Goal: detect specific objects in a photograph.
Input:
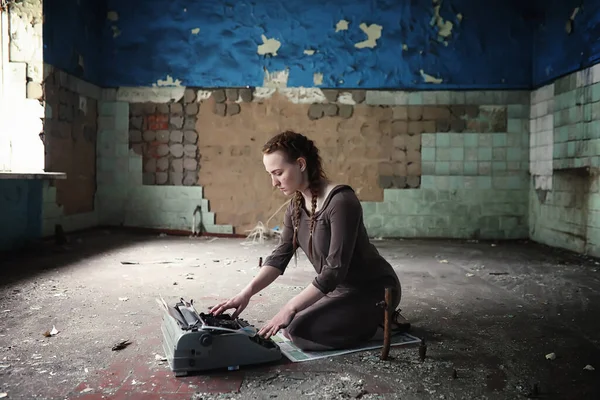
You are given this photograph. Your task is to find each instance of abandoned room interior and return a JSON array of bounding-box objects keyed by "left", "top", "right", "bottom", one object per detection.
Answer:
[{"left": 1, "top": 0, "right": 600, "bottom": 398}]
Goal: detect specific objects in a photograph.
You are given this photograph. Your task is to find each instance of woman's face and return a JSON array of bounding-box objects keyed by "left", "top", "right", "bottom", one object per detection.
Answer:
[{"left": 263, "top": 150, "right": 306, "bottom": 196}]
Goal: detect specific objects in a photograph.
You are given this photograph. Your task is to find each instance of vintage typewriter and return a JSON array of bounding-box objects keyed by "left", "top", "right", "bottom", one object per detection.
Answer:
[{"left": 159, "top": 297, "right": 282, "bottom": 376}]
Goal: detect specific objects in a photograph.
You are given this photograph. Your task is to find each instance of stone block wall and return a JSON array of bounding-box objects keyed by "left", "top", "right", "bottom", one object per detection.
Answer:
[
  {"left": 529, "top": 63, "right": 600, "bottom": 257},
  {"left": 128, "top": 88, "right": 201, "bottom": 186}
]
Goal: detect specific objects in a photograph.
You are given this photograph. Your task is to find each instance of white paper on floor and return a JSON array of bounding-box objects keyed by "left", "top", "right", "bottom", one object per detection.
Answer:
[{"left": 271, "top": 331, "right": 422, "bottom": 362}]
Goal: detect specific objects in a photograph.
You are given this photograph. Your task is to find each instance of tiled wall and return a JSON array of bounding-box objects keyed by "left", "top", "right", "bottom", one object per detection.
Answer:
[
  {"left": 529, "top": 63, "right": 600, "bottom": 257},
  {"left": 360, "top": 91, "right": 530, "bottom": 239},
  {"left": 95, "top": 98, "right": 233, "bottom": 234},
  {"left": 96, "top": 85, "right": 530, "bottom": 239}
]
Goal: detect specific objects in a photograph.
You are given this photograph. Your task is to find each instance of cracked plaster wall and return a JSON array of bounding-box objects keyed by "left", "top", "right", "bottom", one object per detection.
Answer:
[{"left": 99, "top": 0, "right": 532, "bottom": 89}]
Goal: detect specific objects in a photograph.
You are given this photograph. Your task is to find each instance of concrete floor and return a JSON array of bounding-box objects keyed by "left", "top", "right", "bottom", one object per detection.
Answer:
[{"left": 0, "top": 229, "right": 599, "bottom": 400}]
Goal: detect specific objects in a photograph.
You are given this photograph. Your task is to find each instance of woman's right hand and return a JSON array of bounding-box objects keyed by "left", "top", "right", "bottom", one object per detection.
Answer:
[{"left": 210, "top": 290, "right": 251, "bottom": 318}]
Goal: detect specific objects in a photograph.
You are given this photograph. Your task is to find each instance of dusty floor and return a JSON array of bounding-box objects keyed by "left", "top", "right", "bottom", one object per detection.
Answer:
[{"left": 0, "top": 229, "right": 599, "bottom": 400}]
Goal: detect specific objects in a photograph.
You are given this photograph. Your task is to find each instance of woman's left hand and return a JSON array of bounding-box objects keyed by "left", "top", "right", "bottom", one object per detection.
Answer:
[{"left": 258, "top": 306, "right": 295, "bottom": 339}]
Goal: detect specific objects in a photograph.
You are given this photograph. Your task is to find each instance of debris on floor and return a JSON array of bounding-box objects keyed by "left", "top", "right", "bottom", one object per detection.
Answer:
[
  {"left": 42, "top": 326, "right": 59, "bottom": 337},
  {"left": 111, "top": 340, "right": 132, "bottom": 351}
]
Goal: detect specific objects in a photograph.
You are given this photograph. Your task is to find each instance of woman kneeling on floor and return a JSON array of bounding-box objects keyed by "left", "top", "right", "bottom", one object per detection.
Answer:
[{"left": 211, "top": 130, "right": 408, "bottom": 351}]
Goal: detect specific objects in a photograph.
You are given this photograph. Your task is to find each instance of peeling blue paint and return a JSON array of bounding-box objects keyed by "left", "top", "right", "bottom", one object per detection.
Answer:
[
  {"left": 99, "top": 0, "right": 533, "bottom": 89},
  {"left": 532, "top": 0, "right": 600, "bottom": 88},
  {"left": 43, "top": 0, "right": 107, "bottom": 86},
  {"left": 0, "top": 180, "right": 43, "bottom": 252},
  {"left": 43, "top": 0, "right": 600, "bottom": 90}
]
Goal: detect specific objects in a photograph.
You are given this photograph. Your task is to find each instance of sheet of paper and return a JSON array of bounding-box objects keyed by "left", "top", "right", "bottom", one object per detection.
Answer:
[{"left": 271, "top": 331, "right": 421, "bottom": 362}]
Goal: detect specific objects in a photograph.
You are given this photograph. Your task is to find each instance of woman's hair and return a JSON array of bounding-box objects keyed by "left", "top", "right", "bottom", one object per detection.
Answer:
[{"left": 262, "top": 131, "right": 327, "bottom": 261}]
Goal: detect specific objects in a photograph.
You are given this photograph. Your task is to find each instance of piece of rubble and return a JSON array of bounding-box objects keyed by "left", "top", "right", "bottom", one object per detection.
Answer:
[
  {"left": 43, "top": 326, "right": 59, "bottom": 337},
  {"left": 545, "top": 352, "right": 556, "bottom": 360},
  {"left": 584, "top": 364, "right": 595, "bottom": 370},
  {"left": 112, "top": 340, "right": 132, "bottom": 351}
]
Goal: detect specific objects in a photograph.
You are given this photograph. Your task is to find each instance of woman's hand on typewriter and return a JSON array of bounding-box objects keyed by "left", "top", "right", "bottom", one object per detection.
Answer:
[{"left": 209, "top": 289, "right": 251, "bottom": 318}]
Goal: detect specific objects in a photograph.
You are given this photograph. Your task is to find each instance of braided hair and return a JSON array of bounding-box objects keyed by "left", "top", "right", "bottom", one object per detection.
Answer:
[{"left": 262, "top": 131, "right": 327, "bottom": 262}]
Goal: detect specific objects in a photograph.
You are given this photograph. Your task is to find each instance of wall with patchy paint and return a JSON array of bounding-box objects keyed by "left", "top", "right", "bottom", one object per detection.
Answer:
[
  {"left": 100, "top": 0, "right": 533, "bottom": 89},
  {"left": 529, "top": 63, "right": 600, "bottom": 257},
  {"left": 532, "top": 0, "right": 600, "bottom": 88},
  {"left": 43, "top": 0, "right": 107, "bottom": 85},
  {"left": 108, "top": 85, "right": 529, "bottom": 238}
]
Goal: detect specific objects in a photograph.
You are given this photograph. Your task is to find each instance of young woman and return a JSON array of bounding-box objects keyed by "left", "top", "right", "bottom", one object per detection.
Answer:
[{"left": 210, "top": 131, "right": 404, "bottom": 351}]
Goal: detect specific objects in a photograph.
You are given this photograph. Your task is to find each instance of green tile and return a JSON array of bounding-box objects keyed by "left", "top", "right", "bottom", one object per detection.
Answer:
[
  {"left": 421, "top": 175, "right": 435, "bottom": 188},
  {"left": 507, "top": 105, "right": 528, "bottom": 118},
  {"left": 437, "top": 148, "right": 451, "bottom": 161},
  {"left": 592, "top": 83, "right": 600, "bottom": 103},
  {"left": 450, "top": 148, "right": 464, "bottom": 161},
  {"left": 493, "top": 133, "right": 507, "bottom": 147},
  {"left": 492, "top": 161, "right": 507, "bottom": 172},
  {"left": 421, "top": 189, "right": 437, "bottom": 202},
  {"left": 99, "top": 102, "right": 118, "bottom": 116},
  {"left": 478, "top": 147, "right": 492, "bottom": 161},
  {"left": 584, "top": 103, "right": 593, "bottom": 122},
  {"left": 450, "top": 134, "right": 464, "bottom": 147},
  {"left": 570, "top": 107, "right": 583, "bottom": 124},
  {"left": 479, "top": 134, "right": 493, "bottom": 147},
  {"left": 592, "top": 102, "right": 600, "bottom": 121},
  {"left": 562, "top": 90, "right": 577, "bottom": 108},
  {"left": 435, "top": 162, "right": 450, "bottom": 175},
  {"left": 422, "top": 162, "right": 435, "bottom": 174},
  {"left": 436, "top": 133, "right": 451, "bottom": 147},
  {"left": 408, "top": 92, "right": 423, "bottom": 105},
  {"left": 553, "top": 111, "right": 563, "bottom": 127},
  {"left": 507, "top": 119, "right": 522, "bottom": 134},
  {"left": 507, "top": 133, "right": 520, "bottom": 147},
  {"left": 476, "top": 176, "right": 492, "bottom": 189},
  {"left": 464, "top": 161, "right": 478, "bottom": 175},
  {"left": 567, "top": 141, "right": 576, "bottom": 157},
  {"left": 422, "top": 147, "right": 435, "bottom": 161},
  {"left": 421, "top": 133, "right": 436, "bottom": 147},
  {"left": 116, "top": 144, "right": 130, "bottom": 157},
  {"left": 434, "top": 176, "right": 450, "bottom": 190},
  {"left": 464, "top": 133, "right": 478, "bottom": 147},
  {"left": 478, "top": 162, "right": 491, "bottom": 175},
  {"left": 556, "top": 126, "right": 569, "bottom": 143},
  {"left": 465, "top": 148, "right": 478, "bottom": 161},
  {"left": 506, "top": 147, "right": 522, "bottom": 161},
  {"left": 492, "top": 148, "right": 507, "bottom": 161},
  {"left": 449, "top": 176, "right": 464, "bottom": 189},
  {"left": 591, "top": 120, "right": 600, "bottom": 139},
  {"left": 449, "top": 162, "right": 464, "bottom": 174},
  {"left": 507, "top": 176, "right": 524, "bottom": 189}
]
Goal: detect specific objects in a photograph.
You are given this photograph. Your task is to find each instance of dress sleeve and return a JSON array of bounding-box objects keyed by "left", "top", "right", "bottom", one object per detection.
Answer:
[
  {"left": 262, "top": 201, "right": 295, "bottom": 274},
  {"left": 312, "top": 192, "right": 361, "bottom": 294}
]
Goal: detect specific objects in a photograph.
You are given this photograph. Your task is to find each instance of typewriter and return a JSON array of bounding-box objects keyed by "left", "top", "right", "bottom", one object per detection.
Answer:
[{"left": 159, "top": 297, "right": 282, "bottom": 376}]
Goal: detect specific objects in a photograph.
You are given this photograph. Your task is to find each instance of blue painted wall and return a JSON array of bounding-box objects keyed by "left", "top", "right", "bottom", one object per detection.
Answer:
[
  {"left": 100, "top": 0, "right": 533, "bottom": 89},
  {"left": 43, "top": 0, "right": 107, "bottom": 86},
  {"left": 0, "top": 180, "right": 43, "bottom": 252},
  {"left": 532, "top": 0, "right": 600, "bottom": 88}
]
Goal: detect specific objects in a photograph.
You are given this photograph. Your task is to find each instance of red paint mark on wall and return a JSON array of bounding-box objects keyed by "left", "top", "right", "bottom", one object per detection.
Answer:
[{"left": 147, "top": 114, "right": 169, "bottom": 130}]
